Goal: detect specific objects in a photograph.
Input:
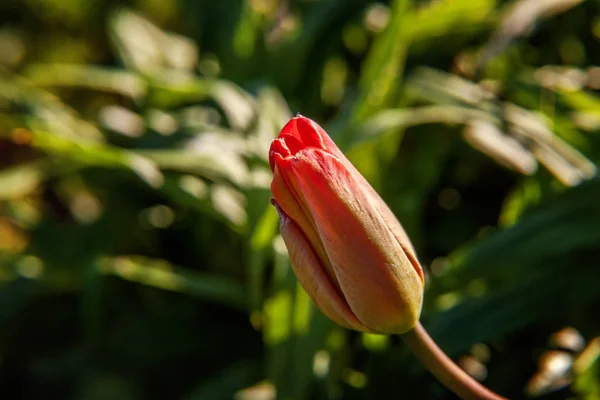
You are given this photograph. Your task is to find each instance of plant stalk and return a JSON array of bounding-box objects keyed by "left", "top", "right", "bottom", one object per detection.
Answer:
[{"left": 401, "top": 322, "right": 508, "bottom": 400}]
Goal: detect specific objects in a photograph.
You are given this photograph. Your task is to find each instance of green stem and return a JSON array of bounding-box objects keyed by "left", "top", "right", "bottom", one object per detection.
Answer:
[{"left": 401, "top": 322, "right": 508, "bottom": 400}]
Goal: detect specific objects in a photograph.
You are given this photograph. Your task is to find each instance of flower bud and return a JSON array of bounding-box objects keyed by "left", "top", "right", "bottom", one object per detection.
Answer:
[{"left": 269, "top": 116, "right": 424, "bottom": 334}]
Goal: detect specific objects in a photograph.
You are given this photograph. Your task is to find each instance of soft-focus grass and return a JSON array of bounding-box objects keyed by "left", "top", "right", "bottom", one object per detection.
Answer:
[{"left": 1, "top": 0, "right": 599, "bottom": 399}]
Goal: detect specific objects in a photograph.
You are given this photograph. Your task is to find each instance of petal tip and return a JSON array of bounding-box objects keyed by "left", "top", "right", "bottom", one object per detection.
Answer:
[
  {"left": 275, "top": 116, "right": 327, "bottom": 154},
  {"left": 269, "top": 138, "right": 291, "bottom": 171}
]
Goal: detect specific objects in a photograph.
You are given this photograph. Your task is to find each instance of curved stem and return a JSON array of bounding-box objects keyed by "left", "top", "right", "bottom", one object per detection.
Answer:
[{"left": 401, "top": 322, "right": 508, "bottom": 400}]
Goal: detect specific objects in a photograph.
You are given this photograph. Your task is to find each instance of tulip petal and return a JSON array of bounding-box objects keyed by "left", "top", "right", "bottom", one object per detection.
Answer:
[
  {"left": 276, "top": 116, "right": 423, "bottom": 282},
  {"left": 271, "top": 162, "right": 343, "bottom": 294},
  {"left": 346, "top": 166, "right": 424, "bottom": 284},
  {"left": 278, "top": 116, "right": 342, "bottom": 157},
  {"left": 293, "top": 116, "right": 327, "bottom": 149},
  {"left": 269, "top": 138, "right": 291, "bottom": 171},
  {"left": 274, "top": 200, "right": 370, "bottom": 332},
  {"left": 279, "top": 133, "right": 304, "bottom": 155},
  {"left": 284, "top": 149, "right": 423, "bottom": 333}
]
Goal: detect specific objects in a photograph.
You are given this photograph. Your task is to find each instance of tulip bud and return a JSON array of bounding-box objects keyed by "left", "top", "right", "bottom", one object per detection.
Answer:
[{"left": 269, "top": 116, "right": 424, "bottom": 334}]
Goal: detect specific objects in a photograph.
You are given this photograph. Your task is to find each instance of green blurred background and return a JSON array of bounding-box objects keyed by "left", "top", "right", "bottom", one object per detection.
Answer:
[{"left": 1, "top": 0, "right": 600, "bottom": 399}]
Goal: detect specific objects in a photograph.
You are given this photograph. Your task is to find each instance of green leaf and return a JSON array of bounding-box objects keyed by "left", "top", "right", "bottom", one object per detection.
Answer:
[
  {"left": 426, "top": 178, "right": 600, "bottom": 352},
  {"left": 98, "top": 256, "right": 247, "bottom": 311}
]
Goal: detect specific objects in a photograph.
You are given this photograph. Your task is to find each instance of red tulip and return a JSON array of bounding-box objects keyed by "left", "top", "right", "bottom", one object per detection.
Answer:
[{"left": 269, "top": 116, "right": 424, "bottom": 334}]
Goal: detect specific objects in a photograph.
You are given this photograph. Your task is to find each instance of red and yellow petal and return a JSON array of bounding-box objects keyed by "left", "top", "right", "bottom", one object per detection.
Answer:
[
  {"left": 284, "top": 149, "right": 423, "bottom": 333},
  {"left": 271, "top": 161, "right": 343, "bottom": 294},
  {"left": 274, "top": 201, "right": 369, "bottom": 332}
]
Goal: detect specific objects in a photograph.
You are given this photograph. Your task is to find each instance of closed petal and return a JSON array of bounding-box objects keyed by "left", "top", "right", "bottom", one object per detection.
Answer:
[
  {"left": 274, "top": 201, "right": 369, "bottom": 332},
  {"left": 345, "top": 162, "right": 424, "bottom": 285},
  {"left": 276, "top": 117, "right": 423, "bottom": 285},
  {"left": 271, "top": 160, "right": 342, "bottom": 293},
  {"left": 286, "top": 149, "right": 423, "bottom": 333}
]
